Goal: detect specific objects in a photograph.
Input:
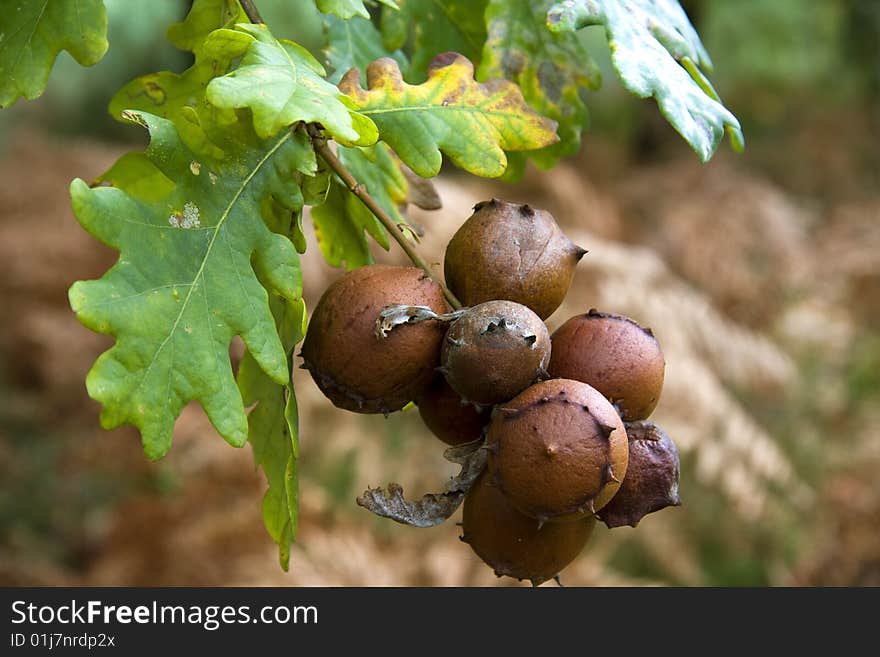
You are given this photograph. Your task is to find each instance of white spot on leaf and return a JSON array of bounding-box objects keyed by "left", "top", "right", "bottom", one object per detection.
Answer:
[
  {"left": 190, "top": 161, "right": 201, "bottom": 175},
  {"left": 169, "top": 202, "right": 201, "bottom": 229}
]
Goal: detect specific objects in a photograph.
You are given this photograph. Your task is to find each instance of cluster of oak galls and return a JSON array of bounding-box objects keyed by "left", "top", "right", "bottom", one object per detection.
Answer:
[{"left": 301, "top": 199, "right": 681, "bottom": 585}]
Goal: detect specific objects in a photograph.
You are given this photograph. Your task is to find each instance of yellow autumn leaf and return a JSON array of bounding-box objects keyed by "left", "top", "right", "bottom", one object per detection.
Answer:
[{"left": 339, "top": 53, "right": 559, "bottom": 178}]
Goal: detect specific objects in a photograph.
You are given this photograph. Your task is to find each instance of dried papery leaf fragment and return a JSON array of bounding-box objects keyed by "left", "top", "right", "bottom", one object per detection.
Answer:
[
  {"left": 444, "top": 199, "right": 586, "bottom": 319},
  {"left": 598, "top": 421, "right": 682, "bottom": 528},
  {"left": 356, "top": 439, "right": 488, "bottom": 527}
]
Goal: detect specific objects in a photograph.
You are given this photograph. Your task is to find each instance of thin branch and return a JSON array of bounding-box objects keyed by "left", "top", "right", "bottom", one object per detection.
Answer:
[
  {"left": 239, "top": 0, "right": 264, "bottom": 24},
  {"left": 307, "top": 125, "right": 462, "bottom": 310}
]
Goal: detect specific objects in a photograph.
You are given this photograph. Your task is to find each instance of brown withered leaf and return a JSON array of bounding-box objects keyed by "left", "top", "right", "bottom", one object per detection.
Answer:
[
  {"left": 401, "top": 164, "right": 443, "bottom": 210},
  {"left": 356, "top": 438, "right": 488, "bottom": 527}
]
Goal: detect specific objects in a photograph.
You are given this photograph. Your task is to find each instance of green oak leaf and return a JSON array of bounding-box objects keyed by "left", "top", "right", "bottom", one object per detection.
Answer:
[
  {"left": 314, "top": 5, "right": 434, "bottom": 270},
  {"left": 338, "top": 53, "right": 559, "bottom": 178},
  {"left": 380, "top": 0, "right": 486, "bottom": 82},
  {"left": 109, "top": 3, "right": 249, "bottom": 160},
  {"left": 206, "top": 23, "right": 378, "bottom": 146},
  {"left": 311, "top": 141, "right": 414, "bottom": 269},
  {"left": 69, "top": 111, "right": 309, "bottom": 460},
  {"left": 317, "top": 0, "right": 398, "bottom": 21},
  {"left": 320, "top": 12, "right": 441, "bottom": 264},
  {"left": 0, "top": 0, "right": 108, "bottom": 107},
  {"left": 323, "top": 14, "right": 406, "bottom": 84},
  {"left": 238, "top": 294, "right": 306, "bottom": 571},
  {"left": 546, "top": 0, "right": 744, "bottom": 160},
  {"left": 478, "top": 0, "right": 601, "bottom": 172},
  {"left": 276, "top": 155, "right": 331, "bottom": 255},
  {"left": 300, "top": 157, "right": 332, "bottom": 207}
]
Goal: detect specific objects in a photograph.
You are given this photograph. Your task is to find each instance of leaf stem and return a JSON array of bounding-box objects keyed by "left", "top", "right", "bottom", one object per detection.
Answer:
[
  {"left": 240, "top": 0, "right": 264, "bottom": 24},
  {"left": 307, "top": 125, "right": 462, "bottom": 310}
]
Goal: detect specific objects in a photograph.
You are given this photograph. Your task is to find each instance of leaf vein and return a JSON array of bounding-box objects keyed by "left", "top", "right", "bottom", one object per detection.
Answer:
[
  {"left": 10, "top": 0, "right": 49, "bottom": 80},
  {"left": 82, "top": 283, "right": 195, "bottom": 310}
]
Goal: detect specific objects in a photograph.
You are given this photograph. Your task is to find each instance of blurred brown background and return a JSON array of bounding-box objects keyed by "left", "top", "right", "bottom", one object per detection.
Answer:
[{"left": 0, "top": 0, "right": 878, "bottom": 586}]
